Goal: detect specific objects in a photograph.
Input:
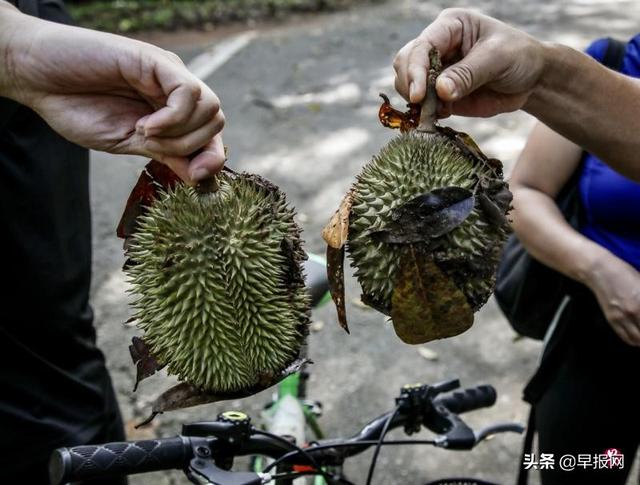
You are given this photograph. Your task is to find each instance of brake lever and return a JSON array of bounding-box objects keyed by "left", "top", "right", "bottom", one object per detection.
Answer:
[
  {"left": 187, "top": 439, "right": 269, "bottom": 485},
  {"left": 431, "top": 401, "right": 476, "bottom": 450},
  {"left": 474, "top": 422, "right": 525, "bottom": 444}
]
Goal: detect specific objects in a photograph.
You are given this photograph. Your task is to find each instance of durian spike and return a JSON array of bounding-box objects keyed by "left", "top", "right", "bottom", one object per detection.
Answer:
[{"left": 418, "top": 48, "right": 442, "bottom": 133}]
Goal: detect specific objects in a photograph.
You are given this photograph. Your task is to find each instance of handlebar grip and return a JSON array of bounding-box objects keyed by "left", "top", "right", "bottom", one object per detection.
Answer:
[
  {"left": 49, "top": 436, "right": 191, "bottom": 485},
  {"left": 435, "top": 385, "right": 497, "bottom": 414}
]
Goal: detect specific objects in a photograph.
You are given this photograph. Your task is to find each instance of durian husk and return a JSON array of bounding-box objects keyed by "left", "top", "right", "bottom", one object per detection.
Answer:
[
  {"left": 125, "top": 171, "right": 310, "bottom": 394},
  {"left": 348, "top": 130, "right": 508, "bottom": 316}
]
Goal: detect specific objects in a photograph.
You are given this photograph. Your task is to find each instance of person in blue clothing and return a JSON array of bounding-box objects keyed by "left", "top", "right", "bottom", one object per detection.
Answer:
[{"left": 509, "top": 36, "right": 640, "bottom": 484}]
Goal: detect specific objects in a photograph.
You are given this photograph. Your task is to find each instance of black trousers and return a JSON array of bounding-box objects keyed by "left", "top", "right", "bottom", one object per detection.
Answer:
[{"left": 534, "top": 291, "right": 640, "bottom": 485}]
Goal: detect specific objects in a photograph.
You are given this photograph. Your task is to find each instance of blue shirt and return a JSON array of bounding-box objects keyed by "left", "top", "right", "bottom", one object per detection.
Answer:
[{"left": 578, "top": 36, "right": 640, "bottom": 270}]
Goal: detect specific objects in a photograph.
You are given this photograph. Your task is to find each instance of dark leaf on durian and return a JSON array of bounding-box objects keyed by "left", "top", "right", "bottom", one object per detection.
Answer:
[
  {"left": 137, "top": 358, "right": 310, "bottom": 426},
  {"left": 477, "top": 192, "right": 509, "bottom": 227},
  {"left": 371, "top": 187, "right": 475, "bottom": 244},
  {"left": 391, "top": 247, "right": 473, "bottom": 344},
  {"left": 322, "top": 189, "right": 354, "bottom": 249},
  {"left": 326, "top": 245, "right": 349, "bottom": 333},
  {"left": 129, "top": 336, "right": 164, "bottom": 392},
  {"left": 437, "top": 126, "right": 504, "bottom": 176},
  {"left": 116, "top": 160, "right": 182, "bottom": 239}
]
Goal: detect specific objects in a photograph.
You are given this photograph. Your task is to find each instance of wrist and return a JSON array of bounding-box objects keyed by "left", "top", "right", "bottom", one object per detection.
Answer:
[
  {"left": 573, "top": 243, "right": 618, "bottom": 290},
  {"left": 0, "top": 5, "right": 30, "bottom": 101},
  {"left": 523, "top": 42, "right": 571, "bottom": 115}
]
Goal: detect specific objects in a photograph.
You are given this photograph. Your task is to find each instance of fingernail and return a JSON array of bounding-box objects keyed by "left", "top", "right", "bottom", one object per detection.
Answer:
[
  {"left": 439, "top": 76, "right": 458, "bottom": 100},
  {"left": 190, "top": 166, "right": 211, "bottom": 182}
]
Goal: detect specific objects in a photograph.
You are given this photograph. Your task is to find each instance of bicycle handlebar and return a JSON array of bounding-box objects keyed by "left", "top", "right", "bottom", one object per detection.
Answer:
[
  {"left": 50, "top": 383, "right": 519, "bottom": 485},
  {"left": 434, "top": 385, "right": 496, "bottom": 414},
  {"left": 49, "top": 436, "right": 193, "bottom": 485}
]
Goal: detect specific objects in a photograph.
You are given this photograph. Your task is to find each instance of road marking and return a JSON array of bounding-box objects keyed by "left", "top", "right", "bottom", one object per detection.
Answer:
[{"left": 187, "top": 31, "right": 257, "bottom": 80}]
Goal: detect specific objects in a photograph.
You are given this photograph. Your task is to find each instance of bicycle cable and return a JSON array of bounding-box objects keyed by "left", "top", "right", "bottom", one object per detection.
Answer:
[
  {"left": 251, "top": 429, "right": 336, "bottom": 483},
  {"left": 262, "top": 439, "right": 437, "bottom": 474},
  {"left": 365, "top": 405, "right": 401, "bottom": 485}
]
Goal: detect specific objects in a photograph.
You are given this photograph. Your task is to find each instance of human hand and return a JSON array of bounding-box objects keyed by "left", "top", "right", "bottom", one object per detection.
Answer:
[
  {"left": 0, "top": 4, "right": 224, "bottom": 183},
  {"left": 585, "top": 254, "right": 640, "bottom": 347},
  {"left": 393, "top": 8, "right": 547, "bottom": 118}
]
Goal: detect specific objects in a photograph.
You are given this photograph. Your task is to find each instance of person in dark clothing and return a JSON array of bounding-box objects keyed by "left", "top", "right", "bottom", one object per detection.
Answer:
[
  {"left": 0, "top": 1, "right": 225, "bottom": 482},
  {"left": 508, "top": 37, "right": 640, "bottom": 485}
]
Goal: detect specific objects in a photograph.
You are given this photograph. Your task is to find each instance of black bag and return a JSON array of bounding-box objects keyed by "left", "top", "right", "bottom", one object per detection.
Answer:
[{"left": 494, "top": 37, "right": 627, "bottom": 340}]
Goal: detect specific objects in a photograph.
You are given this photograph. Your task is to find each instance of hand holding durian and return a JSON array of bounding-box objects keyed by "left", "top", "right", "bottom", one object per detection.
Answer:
[{"left": 322, "top": 48, "right": 512, "bottom": 344}]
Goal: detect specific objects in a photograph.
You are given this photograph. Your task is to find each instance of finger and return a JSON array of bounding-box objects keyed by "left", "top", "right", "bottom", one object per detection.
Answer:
[
  {"left": 437, "top": 41, "right": 499, "bottom": 102},
  {"left": 189, "top": 134, "right": 226, "bottom": 182},
  {"left": 393, "top": 41, "right": 414, "bottom": 101},
  {"left": 623, "top": 320, "right": 640, "bottom": 346},
  {"left": 143, "top": 110, "right": 225, "bottom": 158},
  {"left": 143, "top": 81, "right": 202, "bottom": 137},
  {"left": 153, "top": 154, "right": 191, "bottom": 182},
  {"left": 395, "top": 9, "right": 472, "bottom": 103},
  {"left": 610, "top": 321, "right": 635, "bottom": 347},
  {"left": 406, "top": 41, "right": 430, "bottom": 103},
  {"left": 147, "top": 86, "right": 220, "bottom": 139},
  {"left": 446, "top": 90, "right": 524, "bottom": 118}
]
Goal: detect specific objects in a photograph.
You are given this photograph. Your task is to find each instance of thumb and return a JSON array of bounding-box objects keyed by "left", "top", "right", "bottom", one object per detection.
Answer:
[{"left": 436, "top": 44, "right": 496, "bottom": 102}]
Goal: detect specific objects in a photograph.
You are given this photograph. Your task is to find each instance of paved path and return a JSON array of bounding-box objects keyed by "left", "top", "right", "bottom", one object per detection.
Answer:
[{"left": 89, "top": 1, "right": 640, "bottom": 483}]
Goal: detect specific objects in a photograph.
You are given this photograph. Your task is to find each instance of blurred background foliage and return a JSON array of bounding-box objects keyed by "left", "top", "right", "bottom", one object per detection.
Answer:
[{"left": 67, "top": 0, "right": 384, "bottom": 33}]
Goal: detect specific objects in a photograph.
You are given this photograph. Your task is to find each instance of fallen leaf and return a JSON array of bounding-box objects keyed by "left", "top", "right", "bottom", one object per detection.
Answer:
[
  {"left": 326, "top": 245, "right": 349, "bottom": 333},
  {"left": 129, "top": 336, "right": 164, "bottom": 392},
  {"left": 322, "top": 189, "right": 354, "bottom": 249},
  {"left": 137, "top": 359, "right": 310, "bottom": 426},
  {"left": 417, "top": 346, "right": 439, "bottom": 361},
  {"left": 371, "top": 187, "right": 474, "bottom": 244},
  {"left": 391, "top": 247, "right": 473, "bottom": 344}
]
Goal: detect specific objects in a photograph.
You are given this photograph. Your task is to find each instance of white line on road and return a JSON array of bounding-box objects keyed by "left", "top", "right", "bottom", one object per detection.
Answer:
[{"left": 187, "top": 31, "right": 257, "bottom": 80}]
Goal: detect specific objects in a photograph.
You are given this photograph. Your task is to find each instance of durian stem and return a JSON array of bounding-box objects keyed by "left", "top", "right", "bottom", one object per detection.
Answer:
[
  {"left": 418, "top": 48, "right": 442, "bottom": 133},
  {"left": 196, "top": 177, "right": 219, "bottom": 194}
]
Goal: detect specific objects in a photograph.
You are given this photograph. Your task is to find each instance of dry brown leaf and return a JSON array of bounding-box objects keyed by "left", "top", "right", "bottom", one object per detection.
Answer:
[
  {"left": 391, "top": 248, "right": 473, "bottom": 344},
  {"left": 322, "top": 189, "right": 354, "bottom": 249},
  {"left": 326, "top": 245, "right": 349, "bottom": 333}
]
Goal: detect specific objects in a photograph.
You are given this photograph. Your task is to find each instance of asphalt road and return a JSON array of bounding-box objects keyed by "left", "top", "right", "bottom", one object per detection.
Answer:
[{"left": 88, "top": 1, "right": 640, "bottom": 483}]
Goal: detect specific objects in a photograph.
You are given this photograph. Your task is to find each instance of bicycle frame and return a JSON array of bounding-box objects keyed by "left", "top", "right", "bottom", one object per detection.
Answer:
[{"left": 253, "top": 252, "right": 330, "bottom": 484}]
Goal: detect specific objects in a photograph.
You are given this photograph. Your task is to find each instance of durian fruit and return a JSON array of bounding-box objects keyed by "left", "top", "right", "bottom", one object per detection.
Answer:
[
  {"left": 323, "top": 48, "right": 511, "bottom": 343},
  {"left": 348, "top": 129, "right": 509, "bottom": 314},
  {"left": 125, "top": 170, "right": 310, "bottom": 394}
]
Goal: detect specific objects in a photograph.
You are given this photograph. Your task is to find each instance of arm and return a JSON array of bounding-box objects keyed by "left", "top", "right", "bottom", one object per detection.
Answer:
[
  {"left": 511, "top": 122, "right": 640, "bottom": 346},
  {"left": 0, "top": 0, "right": 224, "bottom": 183},
  {"left": 392, "top": 8, "right": 640, "bottom": 181}
]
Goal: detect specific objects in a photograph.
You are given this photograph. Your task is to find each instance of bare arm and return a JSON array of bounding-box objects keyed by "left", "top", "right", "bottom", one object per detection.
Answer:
[
  {"left": 0, "top": 0, "right": 224, "bottom": 182},
  {"left": 393, "top": 8, "right": 640, "bottom": 181},
  {"left": 511, "top": 122, "right": 640, "bottom": 345},
  {"left": 526, "top": 44, "right": 640, "bottom": 181}
]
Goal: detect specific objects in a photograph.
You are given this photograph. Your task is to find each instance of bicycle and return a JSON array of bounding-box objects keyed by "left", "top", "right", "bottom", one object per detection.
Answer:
[{"left": 49, "top": 256, "right": 524, "bottom": 485}]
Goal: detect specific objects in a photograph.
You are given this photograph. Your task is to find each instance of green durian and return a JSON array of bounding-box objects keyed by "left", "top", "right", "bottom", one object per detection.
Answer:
[
  {"left": 347, "top": 130, "right": 510, "bottom": 315},
  {"left": 125, "top": 171, "right": 310, "bottom": 394},
  {"left": 323, "top": 49, "right": 511, "bottom": 343}
]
